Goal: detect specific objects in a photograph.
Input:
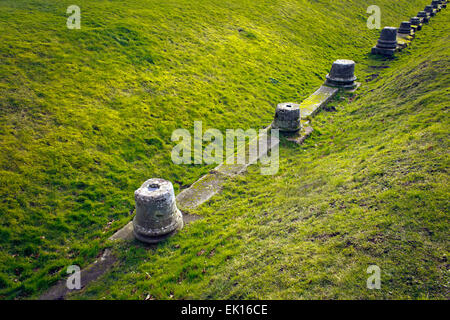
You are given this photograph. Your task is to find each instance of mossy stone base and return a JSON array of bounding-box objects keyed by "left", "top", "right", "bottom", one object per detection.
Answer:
[
  {"left": 371, "top": 46, "right": 396, "bottom": 57},
  {"left": 133, "top": 214, "right": 183, "bottom": 244},
  {"left": 285, "top": 126, "right": 314, "bottom": 145},
  {"left": 411, "top": 24, "right": 422, "bottom": 32},
  {"left": 176, "top": 173, "right": 228, "bottom": 212},
  {"left": 299, "top": 86, "right": 338, "bottom": 117}
]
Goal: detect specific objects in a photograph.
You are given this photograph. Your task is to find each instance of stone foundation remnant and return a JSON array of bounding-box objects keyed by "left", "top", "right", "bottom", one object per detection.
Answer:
[
  {"left": 133, "top": 178, "right": 183, "bottom": 244},
  {"left": 431, "top": 1, "right": 442, "bottom": 11},
  {"left": 410, "top": 17, "right": 422, "bottom": 31},
  {"left": 417, "top": 11, "right": 430, "bottom": 23},
  {"left": 299, "top": 85, "right": 338, "bottom": 118},
  {"left": 425, "top": 5, "right": 436, "bottom": 16},
  {"left": 324, "top": 59, "right": 357, "bottom": 89},
  {"left": 398, "top": 21, "right": 414, "bottom": 39},
  {"left": 371, "top": 27, "right": 397, "bottom": 57},
  {"left": 272, "top": 102, "right": 301, "bottom": 133}
]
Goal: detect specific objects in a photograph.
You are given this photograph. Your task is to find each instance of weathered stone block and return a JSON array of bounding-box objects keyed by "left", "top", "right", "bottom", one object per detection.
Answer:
[
  {"left": 325, "top": 59, "right": 357, "bottom": 89},
  {"left": 299, "top": 86, "right": 338, "bottom": 117},
  {"left": 431, "top": 1, "right": 442, "bottom": 11},
  {"left": 372, "top": 27, "right": 397, "bottom": 56},
  {"left": 410, "top": 17, "right": 422, "bottom": 31},
  {"left": 425, "top": 5, "right": 437, "bottom": 16},
  {"left": 133, "top": 178, "right": 183, "bottom": 243},
  {"left": 272, "top": 102, "right": 301, "bottom": 133},
  {"left": 398, "top": 21, "right": 414, "bottom": 36},
  {"left": 417, "top": 11, "right": 430, "bottom": 23},
  {"left": 371, "top": 46, "right": 395, "bottom": 56}
]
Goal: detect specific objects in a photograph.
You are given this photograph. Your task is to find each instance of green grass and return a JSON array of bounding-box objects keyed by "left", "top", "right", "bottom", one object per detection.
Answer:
[
  {"left": 72, "top": 7, "right": 449, "bottom": 300},
  {"left": 0, "top": 0, "right": 446, "bottom": 299}
]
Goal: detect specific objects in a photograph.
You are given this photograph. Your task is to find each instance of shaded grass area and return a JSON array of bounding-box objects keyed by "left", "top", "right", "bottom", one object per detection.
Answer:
[
  {"left": 0, "top": 0, "right": 438, "bottom": 298},
  {"left": 72, "top": 9, "right": 449, "bottom": 299}
]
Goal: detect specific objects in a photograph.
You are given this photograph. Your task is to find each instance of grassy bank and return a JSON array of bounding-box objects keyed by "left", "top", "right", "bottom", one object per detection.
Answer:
[
  {"left": 0, "top": 0, "right": 442, "bottom": 298},
  {"left": 73, "top": 7, "right": 449, "bottom": 299}
]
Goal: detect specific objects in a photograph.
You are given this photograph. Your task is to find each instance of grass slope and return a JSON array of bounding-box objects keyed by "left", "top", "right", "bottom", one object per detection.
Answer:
[
  {"left": 0, "top": 0, "right": 442, "bottom": 298},
  {"left": 73, "top": 8, "right": 449, "bottom": 300}
]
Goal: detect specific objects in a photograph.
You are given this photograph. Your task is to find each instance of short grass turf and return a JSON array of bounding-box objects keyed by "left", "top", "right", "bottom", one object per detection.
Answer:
[
  {"left": 71, "top": 7, "right": 449, "bottom": 299},
  {"left": 0, "top": 0, "right": 445, "bottom": 298}
]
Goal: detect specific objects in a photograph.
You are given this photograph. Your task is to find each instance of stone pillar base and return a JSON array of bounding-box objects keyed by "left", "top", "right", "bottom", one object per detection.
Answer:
[
  {"left": 324, "top": 79, "right": 357, "bottom": 89},
  {"left": 133, "top": 178, "right": 184, "bottom": 244},
  {"left": 371, "top": 47, "right": 395, "bottom": 57},
  {"left": 272, "top": 102, "right": 301, "bottom": 133},
  {"left": 411, "top": 24, "right": 422, "bottom": 31},
  {"left": 133, "top": 212, "right": 183, "bottom": 244}
]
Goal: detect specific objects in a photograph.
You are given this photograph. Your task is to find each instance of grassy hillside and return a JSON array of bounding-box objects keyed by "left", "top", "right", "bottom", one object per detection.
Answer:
[
  {"left": 0, "top": 0, "right": 442, "bottom": 299},
  {"left": 73, "top": 8, "right": 449, "bottom": 299}
]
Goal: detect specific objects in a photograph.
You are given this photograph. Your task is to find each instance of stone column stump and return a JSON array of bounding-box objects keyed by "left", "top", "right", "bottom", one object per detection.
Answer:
[
  {"left": 133, "top": 178, "right": 183, "bottom": 244},
  {"left": 410, "top": 17, "right": 422, "bottom": 31},
  {"left": 398, "top": 21, "right": 414, "bottom": 39},
  {"left": 272, "top": 102, "right": 301, "bottom": 133},
  {"left": 425, "top": 5, "right": 436, "bottom": 16},
  {"left": 324, "top": 59, "right": 357, "bottom": 89},
  {"left": 431, "top": 1, "right": 442, "bottom": 11},
  {"left": 371, "top": 27, "right": 397, "bottom": 56},
  {"left": 417, "top": 11, "right": 430, "bottom": 23}
]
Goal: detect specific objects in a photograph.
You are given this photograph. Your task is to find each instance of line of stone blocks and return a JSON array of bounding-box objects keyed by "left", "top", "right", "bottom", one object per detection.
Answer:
[
  {"left": 371, "top": 27, "right": 397, "bottom": 57},
  {"left": 371, "top": 1, "right": 446, "bottom": 57},
  {"left": 121, "top": 59, "right": 354, "bottom": 244},
  {"left": 125, "top": 1, "right": 448, "bottom": 244},
  {"left": 271, "top": 59, "right": 355, "bottom": 137}
]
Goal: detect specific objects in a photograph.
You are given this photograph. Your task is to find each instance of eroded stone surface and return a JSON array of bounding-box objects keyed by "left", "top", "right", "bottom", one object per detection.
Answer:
[
  {"left": 417, "top": 11, "right": 430, "bottom": 23},
  {"left": 425, "top": 5, "right": 437, "bottom": 16},
  {"left": 371, "top": 47, "right": 395, "bottom": 56},
  {"left": 214, "top": 126, "right": 279, "bottom": 176},
  {"left": 398, "top": 21, "right": 414, "bottom": 42},
  {"left": 325, "top": 59, "right": 357, "bottom": 89},
  {"left": 176, "top": 172, "right": 228, "bottom": 212},
  {"left": 272, "top": 102, "right": 301, "bottom": 132},
  {"left": 372, "top": 27, "right": 398, "bottom": 56},
  {"left": 377, "top": 27, "right": 397, "bottom": 48},
  {"left": 286, "top": 126, "right": 314, "bottom": 145},
  {"left": 396, "top": 36, "right": 411, "bottom": 50},
  {"left": 299, "top": 86, "right": 338, "bottom": 117},
  {"left": 431, "top": 1, "right": 442, "bottom": 11},
  {"left": 109, "top": 221, "right": 134, "bottom": 241},
  {"left": 110, "top": 214, "right": 201, "bottom": 242},
  {"left": 133, "top": 178, "right": 183, "bottom": 244},
  {"left": 410, "top": 17, "right": 422, "bottom": 31},
  {"left": 398, "top": 21, "right": 412, "bottom": 34}
]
